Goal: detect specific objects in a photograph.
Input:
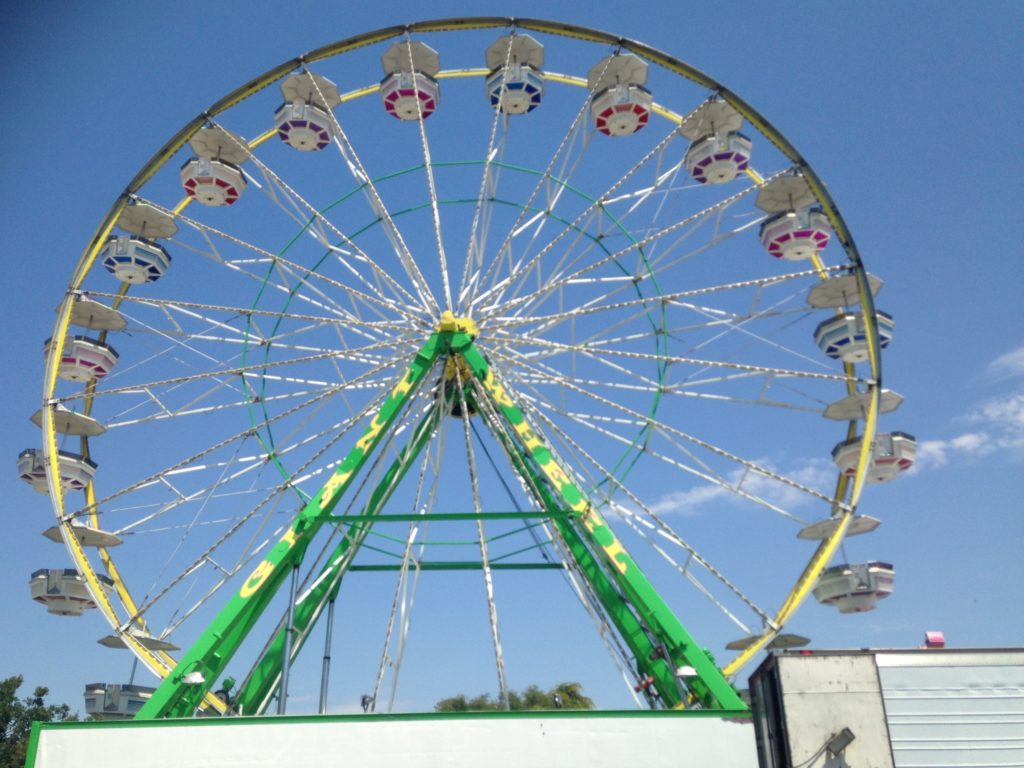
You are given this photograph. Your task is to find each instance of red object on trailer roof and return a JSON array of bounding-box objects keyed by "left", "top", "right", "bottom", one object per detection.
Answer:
[{"left": 924, "top": 630, "right": 946, "bottom": 648}]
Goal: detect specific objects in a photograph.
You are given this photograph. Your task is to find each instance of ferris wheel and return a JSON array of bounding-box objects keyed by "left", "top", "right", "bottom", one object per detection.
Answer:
[{"left": 23, "top": 18, "right": 914, "bottom": 718}]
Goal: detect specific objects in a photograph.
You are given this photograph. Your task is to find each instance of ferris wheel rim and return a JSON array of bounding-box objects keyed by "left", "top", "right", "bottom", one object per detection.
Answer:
[{"left": 38, "top": 18, "right": 890, "bottom": 709}]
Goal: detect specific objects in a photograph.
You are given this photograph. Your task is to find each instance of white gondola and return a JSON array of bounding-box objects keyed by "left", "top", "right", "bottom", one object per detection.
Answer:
[
  {"left": 683, "top": 132, "right": 753, "bottom": 184},
  {"left": 678, "top": 99, "right": 752, "bottom": 184},
  {"left": 814, "top": 310, "right": 895, "bottom": 363},
  {"left": 44, "top": 335, "right": 119, "bottom": 382},
  {"left": 589, "top": 54, "right": 652, "bottom": 136},
  {"left": 485, "top": 35, "right": 545, "bottom": 114},
  {"left": 18, "top": 448, "right": 98, "bottom": 493},
  {"left": 181, "top": 126, "right": 249, "bottom": 205},
  {"left": 679, "top": 99, "right": 744, "bottom": 140},
  {"left": 592, "top": 85, "right": 653, "bottom": 136},
  {"left": 180, "top": 157, "right": 246, "bottom": 206},
  {"left": 117, "top": 200, "right": 178, "bottom": 240},
  {"left": 275, "top": 101, "right": 334, "bottom": 151},
  {"left": 813, "top": 561, "right": 894, "bottom": 613},
  {"left": 380, "top": 41, "right": 441, "bottom": 121},
  {"left": 755, "top": 174, "right": 817, "bottom": 213},
  {"left": 759, "top": 208, "right": 832, "bottom": 260},
  {"left": 726, "top": 633, "right": 811, "bottom": 651},
  {"left": 486, "top": 66, "right": 543, "bottom": 114},
  {"left": 84, "top": 683, "right": 154, "bottom": 720},
  {"left": 99, "top": 234, "right": 172, "bottom": 284},
  {"left": 30, "top": 568, "right": 113, "bottom": 616},
  {"left": 97, "top": 632, "right": 180, "bottom": 652},
  {"left": 275, "top": 72, "right": 340, "bottom": 151},
  {"left": 832, "top": 431, "right": 916, "bottom": 483}
]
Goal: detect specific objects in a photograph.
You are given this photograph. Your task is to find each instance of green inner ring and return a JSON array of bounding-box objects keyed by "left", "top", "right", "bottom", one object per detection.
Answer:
[{"left": 241, "top": 160, "right": 669, "bottom": 528}]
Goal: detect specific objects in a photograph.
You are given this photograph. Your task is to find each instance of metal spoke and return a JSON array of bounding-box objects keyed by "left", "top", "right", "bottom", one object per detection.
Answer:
[
  {"left": 457, "top": 36, "right": 514, "bottom": 311},
  {"left": 302, "top": 69, "right": 439, "bottom": 315},
  {"left": 468, "top": 60, "right": 615, "bottom": 311},
  {"left": 491, "top": 359, "right": 774, "bottom": 625},
  {"left": 491, "top": 349, "right": 838, "bottom": 509},
  {"left": 209, "top": 120, "right": 432, "bottom": 316}
]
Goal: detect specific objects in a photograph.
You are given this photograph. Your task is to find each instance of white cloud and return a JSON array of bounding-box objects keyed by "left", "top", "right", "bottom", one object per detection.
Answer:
[
  {"left": 913, "top": 431, "right": 991, "bottom": 471},
  {"left": 967, "top": 392, "right": 1024, "bottom": 431},
  {"left": 648, "top": 485, "right": 728, "bottom": 516},
  {"left": 987, "top": 345, "right": 1024, "bottom": 381},
  {"left": 642, "top": 457, "right": 834, "bottom": 516},
  {"left": 623, "top": 345, "right": 1024, "bottom": 509},
  {"left": 911, "top": 392, "right": 1024, "bottom": 472}
]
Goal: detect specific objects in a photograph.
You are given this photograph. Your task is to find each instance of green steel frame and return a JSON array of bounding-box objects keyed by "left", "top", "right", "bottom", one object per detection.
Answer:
[{"left": 136, "top": 328, "right": 745, "bottom": 719}]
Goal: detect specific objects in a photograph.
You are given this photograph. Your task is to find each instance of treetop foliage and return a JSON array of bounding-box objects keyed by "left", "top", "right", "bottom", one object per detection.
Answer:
[
  {"left": 434, "top": 682, "right": 594, "bottom": 712},
  {"left": 0, "top": 676, "right": 77, "bottom": 768}
]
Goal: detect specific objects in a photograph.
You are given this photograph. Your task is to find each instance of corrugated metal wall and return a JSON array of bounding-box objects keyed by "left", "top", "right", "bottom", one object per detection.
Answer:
[{"left": 877, "top": 651, "right": 1024, "bottom": 767}]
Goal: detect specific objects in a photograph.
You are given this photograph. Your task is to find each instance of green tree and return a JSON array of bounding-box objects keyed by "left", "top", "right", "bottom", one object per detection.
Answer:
[
  {"left": 549, "top": 681, "right": 593, "bottom": 710},
  {"left": 434, "top": 682, "right": 594, "bottom": 712},
  {"left": 0, "top": 676, "right": 77, "bottom": 768}
]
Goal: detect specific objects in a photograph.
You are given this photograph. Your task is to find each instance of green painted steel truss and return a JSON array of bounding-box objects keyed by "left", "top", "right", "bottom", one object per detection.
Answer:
[{"left": 135, "top": 328, "right": 746, "bottom": 719}]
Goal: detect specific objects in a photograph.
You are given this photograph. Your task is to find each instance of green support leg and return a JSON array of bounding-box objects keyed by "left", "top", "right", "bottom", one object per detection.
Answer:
[
  {"left": 134, "top": 335, "right": 443, "bottom": 719},
  {"left": 458, "top": 339, "right": 746, "bottom": 711},
  {"left": 471, "top": 389, "right": 673, "bottom": 702},
  {"left": 234, "top": 403, "right": 444, "bottom": 714}
]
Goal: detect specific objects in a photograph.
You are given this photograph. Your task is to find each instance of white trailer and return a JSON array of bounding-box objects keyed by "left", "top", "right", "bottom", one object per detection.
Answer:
[{"left": 749, "top": 648, "right": 1024, "bottom": 767}]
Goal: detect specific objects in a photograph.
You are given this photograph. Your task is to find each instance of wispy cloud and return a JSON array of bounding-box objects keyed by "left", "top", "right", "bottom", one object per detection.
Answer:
[
  {"left": 914, "top": 431, "right": 993, "bottom": 471},
  {"left": 967, "top": 391, "right": 1024, "bottom": 432},
  {"left": 630, "top": 345, "right": 1024, "bottom": 511},
  {"left": 643, "top": 458, "right": 834, "bottom": 516},
  {"left": 648, "top": 484, "right": 728, "bottom": 516},
  {"left": 987, "top": 344, "right": 1024, "bottom": 381},
  {"left": 912, "top": 346, "right": 1024, "bottom": 471}
]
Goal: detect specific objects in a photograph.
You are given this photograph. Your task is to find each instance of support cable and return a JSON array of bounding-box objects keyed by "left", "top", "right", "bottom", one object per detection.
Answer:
[
  {"left": 371, "top": 410, "right": 441, "bottom": 710},
  {"left": 455, "top": 367, "right": 509, "bottom": 709},
  {"left": 468, "top": 415, "right": 645, "bottom": 706}
]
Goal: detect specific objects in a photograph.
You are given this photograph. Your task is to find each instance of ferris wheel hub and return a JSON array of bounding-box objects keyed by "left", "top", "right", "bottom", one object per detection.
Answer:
[{"left": 436, "top": 311, "right": 478, "bottom": 338}]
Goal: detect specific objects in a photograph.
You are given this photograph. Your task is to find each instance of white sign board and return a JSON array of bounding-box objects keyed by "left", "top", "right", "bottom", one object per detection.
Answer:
[{"left": 30, "top": 711, "right": 756, "bottom": 768}]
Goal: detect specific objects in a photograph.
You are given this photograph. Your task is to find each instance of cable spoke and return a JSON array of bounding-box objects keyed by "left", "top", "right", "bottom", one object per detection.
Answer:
[
  {"left": 477, "top": 170, "right": 789, "bottom": 323},
  {"left": 212, "top": 119, "right": 432, "bottom": 315},
  {"left": 491, "top": 348, "right": 838, "bottom": 509},
  {"left": 490, "top": 358, "right": 775, "bottom": 625},
  {"left": 302, "top": 69, "right": 439, "bottom": 315},
  {"left": 467, "top": 61, "right": 617, "bottom": 311},
  {"left": 454, "top": 366, "right": 509, "bottom": 707}
]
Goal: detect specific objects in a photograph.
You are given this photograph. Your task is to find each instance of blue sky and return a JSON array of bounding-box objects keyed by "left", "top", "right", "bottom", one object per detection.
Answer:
[{"left": 2, "top": 1, "right": 1022, "bottom": 715}]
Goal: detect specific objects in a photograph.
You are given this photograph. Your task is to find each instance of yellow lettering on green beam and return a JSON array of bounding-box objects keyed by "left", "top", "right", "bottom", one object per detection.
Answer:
[
  {"left": 478, "top": 357, "right": 631, "bottom": 575},
  {"left": 483, "top": 370, "right": 514, "bottom": 409},
  {"left": 320, "top": 370, "right": 417, "bottom": 511},
  {"left": 581, "top": 505, "right": 629, "bottom": 574},
  {"left": 512, "top": 418, "right": 544, "bottom": 457},
  {"left": 355, "top": 413, "right": 386, "bottom": 453},
  {"left": 318, "top": 470, "right": 353, "bottom": 512},
  {"left": 239, "top": 526, "right": 300, "bottom": 598},
  {"left": 544, "top": 462, "right": 571, "bottom": 493},
  {"left": 602, "top": 538, "right": 629, "bottom": 574},
  {"left": 240, "top": 561, "right": 274, "bottom": 599},
  {"left": 391, "top": 370, "right": 416, "bottom": 398}
]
